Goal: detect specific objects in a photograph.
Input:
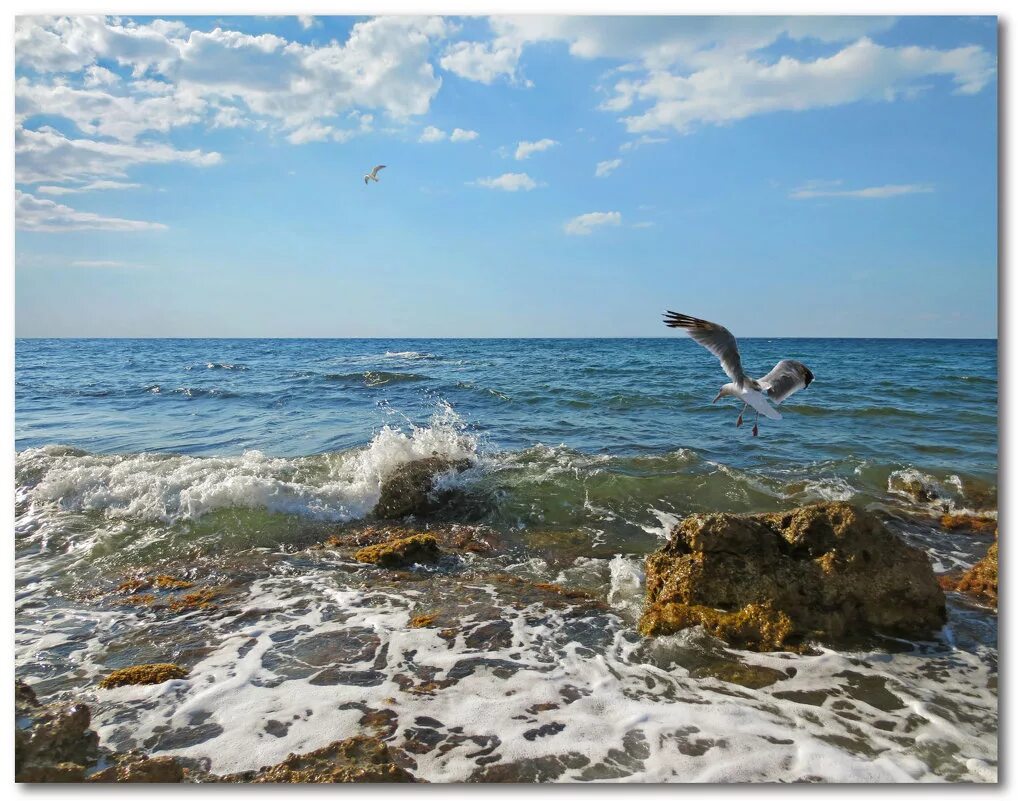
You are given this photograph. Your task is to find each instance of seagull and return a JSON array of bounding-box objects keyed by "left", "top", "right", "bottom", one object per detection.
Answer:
[
  {"left": 363, "top": 165, "right": 386, "bottom": 185},
  {"left": 663, "top": 311, "right": 814, "bottom": 437}
]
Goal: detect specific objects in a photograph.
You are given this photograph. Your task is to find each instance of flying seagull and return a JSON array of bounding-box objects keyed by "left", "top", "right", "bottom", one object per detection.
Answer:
[
  {"left": 663, "top": 311, "right": 814, "bottom": 436},
  {"left": 363, "top": 165, "right": 386, "bottom": 185}
]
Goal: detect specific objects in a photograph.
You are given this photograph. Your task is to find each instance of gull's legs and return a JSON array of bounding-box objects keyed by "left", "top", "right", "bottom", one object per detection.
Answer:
[
  {"left": 736, "top": 402, "right": 747, "bottom": 427},
  {"left": 752, "top": 410, "right": 759, "bottom": 437}
]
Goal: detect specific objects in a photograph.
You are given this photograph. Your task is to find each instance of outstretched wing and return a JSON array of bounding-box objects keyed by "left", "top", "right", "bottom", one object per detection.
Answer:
[
  {"left": 758, "top": 359, "right": 814, "bottom": 404},
  {"left": 663, "top": 311, "right": 746, "bottom": 388},
  {"left": 370, "top": 165, "right": 387, "bottom": 178}
]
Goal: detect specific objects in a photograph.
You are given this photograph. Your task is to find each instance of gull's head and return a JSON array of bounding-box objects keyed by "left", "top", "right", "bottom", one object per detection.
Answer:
[{"left": 713, "top": 383, "right": 737, "bottom": 404}]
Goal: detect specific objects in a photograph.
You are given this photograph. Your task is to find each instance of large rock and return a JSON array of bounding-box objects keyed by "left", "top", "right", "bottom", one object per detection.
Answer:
[
  {"left": 639, "top": 502, "right": 946, "bottom": 651},
  {"left": 373, "top": 457, "right": 471, "bottom": 520},
  {"left": 215, "top": 736, "right": 416, "bottom": 783},
  {"left": 943, "top": 538, "right": 998, "bottom": 606},
  {"left": 15, "top": 681, "right": 99, "bottom": 782}
]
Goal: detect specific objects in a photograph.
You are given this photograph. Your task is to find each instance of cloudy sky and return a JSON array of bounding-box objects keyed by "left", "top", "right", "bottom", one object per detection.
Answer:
[{"left": 14, "top": 14, "right": 997, "bottom": 337}]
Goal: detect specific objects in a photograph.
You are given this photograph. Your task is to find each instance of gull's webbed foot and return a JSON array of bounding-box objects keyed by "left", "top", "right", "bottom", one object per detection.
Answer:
[
  {"left": 736, "top": 414, "right": 743, "bottom": 428},
  {"left": 752, "top": 423, "right": 759, "bottom": 437}
]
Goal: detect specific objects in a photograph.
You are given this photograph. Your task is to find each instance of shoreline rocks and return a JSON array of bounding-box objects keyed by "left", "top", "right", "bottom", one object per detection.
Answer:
[
  {"left": 941, "top": 537, "right": 998, "bottom": 606},
  {"left": 98, "top": 664, "right": 189, "bottom": 689},
  {"left": 639, "top": 502, "right": 947, "bottom": 651},
  {"left": 373, "top": 456, "right": 472, "bottom": 520},
  {"left": 353, "top": 533, "right": 443, "bottom": 568}
]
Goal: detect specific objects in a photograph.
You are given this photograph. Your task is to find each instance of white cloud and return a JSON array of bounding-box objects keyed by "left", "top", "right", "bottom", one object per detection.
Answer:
[
  {"left": 619, "top": 135, "right": 668, "bottom": 152},
  {"left": 450, "top": 127, "right": 479, "bottom": 142},
  {"left": 564, "top": 211, "right": 622, "bottom": 235},
  {"left": 595, "top": 158, "right": 622, "bottom": 177},
  {"left": 440, "top": 39, "right": 524, "bottom": 85},
  {"left": 15, "top": 15, "right": 453, "bottom": 149},
  {"left": 474, "top": 172, "right": 538, "bottom": 192},
  {"left": 515, "top": 138, "right": 558, "bottom": 160},
  {"left": 419, "top": 125, "right": 447, "bottom": 142},
  {"left": 15, "top": 190, "right": 167, "bottom": 231},
  {"left": 790, "top": 181, "right": 934, "bottom": 199},
  {"left": 615, "top": 38, "right": 995, "bottom": 135},
  {"left": 70, "top": 260, "right": 141, "bottom": 268},
  {"left": 16, "top": 125, "right": 220, "bottom": 185},
  {"left": 297, "top": 16, "right": 318, "bottom": 30},
  {"left": 37, "top": 180, "right": 141, "bottom": 195}
]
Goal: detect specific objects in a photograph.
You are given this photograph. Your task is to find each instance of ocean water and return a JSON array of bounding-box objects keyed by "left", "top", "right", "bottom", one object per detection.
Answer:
[{"left": 15, "top": 337, "right": 998, "bottom": 782}]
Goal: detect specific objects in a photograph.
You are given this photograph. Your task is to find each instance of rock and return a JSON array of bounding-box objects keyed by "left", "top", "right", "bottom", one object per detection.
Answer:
[
  {"left": 939, "top": 514, "right": 997, "bottom": 534},
  {"left": 944, "top": 539, "right": 997, "bottom": 606},
  {"left": 353, "top": 534, "right": 442, "bottom": 568},
  {"left": 15, "top": 680, "right": 100, "bottom": 782},
  {"left": 98, "top": 664, "right": 189, "bottom": 689},
  {"left": 87, "top": 753, "right": 186, "bottom": 782},
  {"left": 639, "top": 502, "right": 946, "bottom": 651},
  {"left": 216, "top": 735, "right": 416, "bottom": 783},
  {"left": 373, "top": 457, "right": 471, "bottom": 519},
  {"left": 325, "top": 522, "right": 499, "bottom": 556},
  {"left": 689, "top": 660, "right": 790, "bottom": 689}
]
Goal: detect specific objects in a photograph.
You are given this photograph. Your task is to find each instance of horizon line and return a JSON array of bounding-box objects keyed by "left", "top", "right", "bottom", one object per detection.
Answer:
[{"left": 14, "top": 335, "right": 999, "bottom": 342}]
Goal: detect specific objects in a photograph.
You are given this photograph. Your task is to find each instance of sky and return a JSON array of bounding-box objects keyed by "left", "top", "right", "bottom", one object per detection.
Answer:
[{"left": 13, "top": 14, "right": 998, "bottom": 338}]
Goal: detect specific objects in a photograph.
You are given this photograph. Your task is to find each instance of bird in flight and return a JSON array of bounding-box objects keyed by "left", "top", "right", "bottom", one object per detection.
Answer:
[
  {"left": 363, "top": 165, "right": 386, "bottom": 185},
  {"left": 663, "top": 311, "right": 814, "bottom": 437}
]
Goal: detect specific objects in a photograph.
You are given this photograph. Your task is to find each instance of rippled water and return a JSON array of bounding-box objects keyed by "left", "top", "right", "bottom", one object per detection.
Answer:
[{"left": 15, "top": 338, "right": 998, "bottom": 782}]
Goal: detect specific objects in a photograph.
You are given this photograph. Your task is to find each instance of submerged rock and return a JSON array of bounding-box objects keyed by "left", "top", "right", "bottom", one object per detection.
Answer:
[
  {"left": 373, "top": 457, "right": 471, "bottom": 519},
  {"left": 98, "top": 664, "right": 189, "bottom": 689},
  {"left": 326, "top": 522, "right": 500, "bottom": 556},
  {"left": 354, "top": 534, "right": 442, "bottom": 568},
  {"left": 639, "top": 502, "right": 946, "bottom": 651},
  {"left": 87, "top": 753, "right": 186, "bottom": 783},
  {"left": 216, "top": 735, "right": 416, "bottom": 783},
  {"left": 943, "top": 539, "right": 998, "bottom": 606},
  {"left": 15, "top": 681, "right": 99, "bottom": 782}
]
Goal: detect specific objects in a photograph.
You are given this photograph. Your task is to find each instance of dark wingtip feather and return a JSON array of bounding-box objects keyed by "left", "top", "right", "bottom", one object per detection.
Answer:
[{"left": 803, "top": 366, "right": 815, "bottom": 387}]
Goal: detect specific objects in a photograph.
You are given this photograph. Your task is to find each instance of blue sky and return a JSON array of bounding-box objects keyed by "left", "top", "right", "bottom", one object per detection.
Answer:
[{"left": 14, "top": 14, "right": 997, "bottom": 338}]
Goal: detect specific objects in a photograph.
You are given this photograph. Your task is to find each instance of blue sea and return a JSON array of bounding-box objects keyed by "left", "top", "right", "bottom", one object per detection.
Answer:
[{"left": 14, "top": 337, "right": 998, "bottom": 782}]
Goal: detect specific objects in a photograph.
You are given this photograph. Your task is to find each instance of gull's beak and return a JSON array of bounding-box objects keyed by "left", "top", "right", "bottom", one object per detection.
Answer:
[{"left": 712, "top": 390, "right": 723, "bottom": 404}]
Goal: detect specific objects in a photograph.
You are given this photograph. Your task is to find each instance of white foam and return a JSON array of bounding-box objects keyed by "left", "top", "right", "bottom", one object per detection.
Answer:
[{"left": 15, "top": 405, "right": 478, "bottom": 528}]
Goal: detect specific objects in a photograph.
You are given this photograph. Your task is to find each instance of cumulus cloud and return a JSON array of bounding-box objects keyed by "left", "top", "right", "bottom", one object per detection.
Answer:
[
  {"left": 595, "top": 158, "right": 622, "bottom": 177},
  {"left": 474, "top": 172, "right": 538, "bottom": 191},
  {"left": 789, "top": 180, "right": 934, "bottom": 199},
  {"left": 15, "top": 190, "right": 167, "bottom": 231},
  {"left": 419, "top": 125, "right": 447, "bottom": 142},
  {"left": 450, "top": 127, "right": 479, "bottom": 141},
  {"left": 440, "top": 39, "right": 525, "bottom": 85},
  {"left": 515, "top": 138, "right": 558, "bottom": 160},
  {"left": 564, "top": 211, "right": 622, "bottom": 235}
]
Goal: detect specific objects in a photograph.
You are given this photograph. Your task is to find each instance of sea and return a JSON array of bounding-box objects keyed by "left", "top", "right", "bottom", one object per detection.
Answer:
[{"left": 14, "top": 337, "right": 998, "bottom": 782}]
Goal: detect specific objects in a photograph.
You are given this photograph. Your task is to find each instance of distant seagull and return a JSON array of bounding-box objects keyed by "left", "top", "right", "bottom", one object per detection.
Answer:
[
  {"left": 663, "top": 311, "right": 814, "bottom": 436},
  {"left": 364, "top": 165, "right": 386, "bottom": 185}
]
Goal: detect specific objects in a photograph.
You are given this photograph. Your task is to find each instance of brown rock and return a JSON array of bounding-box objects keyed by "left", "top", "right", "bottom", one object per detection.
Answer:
[
  {"left": 939, "top": 514, "right": 997, "bottom": 534},
  {"left": 217, "top": 735, "right": 416, "bottom": 783},
  {"left": 15, "top": 680, "right": 99, "bottom": 782},
  {"left": 354, "top": 534, "right": 442, "bottom": 568},
  {"left": 639, "top": 502, "right": 946, "bottom": 651},
  {"left": 951, "top": 540, "right": 998, "bottom": 605},
  {"left": 98, "top": 663, "right": 189, "bottom": 689},
  {"left": 87, "top": 754, "right": 186, "bottom": 782},
  {"left": 373, "top": 457, "right": 471, "bottom": 519}
]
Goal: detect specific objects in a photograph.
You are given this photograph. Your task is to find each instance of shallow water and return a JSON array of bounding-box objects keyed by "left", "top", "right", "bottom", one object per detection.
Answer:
[{"left": 14, "top": 338, "right": 998, "bottom": 782}]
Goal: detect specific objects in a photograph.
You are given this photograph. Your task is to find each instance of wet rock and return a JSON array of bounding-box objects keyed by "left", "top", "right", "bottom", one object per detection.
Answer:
[
  {"left": 87, "top": 753, "right": 186, "bottom": 782},
  {"left": 639, "top": 502, "right": 946, "bottom": 651},
  {"left": 410, "top": 613, "right": 438, "bottom": 628},
  {"left": 689, "top": 660, "right": 789, "bottom": 689},
  {"left": 216, "top": 735, "right": 416, "bottom": 783},
  {"left": 99, "top": 663, "right": 189, "bottom": 689},
  {"left": 373, "top": 457, "right": 471, "bottom": 519},
  {"left": 326, "top": 522, "right": 499, "bottom": 556},
  {"left": 353, "top": 534, "right": 442, "bottom": 568},
  {"left": 944, "top": 539, "right": 997, "bottom": 606},
  {"left": 938, "top": 514, "right": 997, "bottom": 534},
  {"left": 15, "top": 680, "right": 99, "bottom": 782}
]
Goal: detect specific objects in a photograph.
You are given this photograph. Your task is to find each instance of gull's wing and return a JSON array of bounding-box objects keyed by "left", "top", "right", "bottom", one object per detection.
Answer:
[
  {"left": 370, "top": 165, "right": 387, "bottom": 178},
  {"left": 758, "top": 359, "right": 814, "bottom": 404},
  {"left": 663, "top": 311, "right": 747, "bottom": 388}
]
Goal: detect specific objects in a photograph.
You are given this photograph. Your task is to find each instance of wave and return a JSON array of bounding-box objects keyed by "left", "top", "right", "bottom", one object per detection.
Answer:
[
  {"left": 384, "top": 351, "right": 439, "bottom": 361},
  {"left": 323, "top": 371, "right": 427, "bottom": 387}
]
